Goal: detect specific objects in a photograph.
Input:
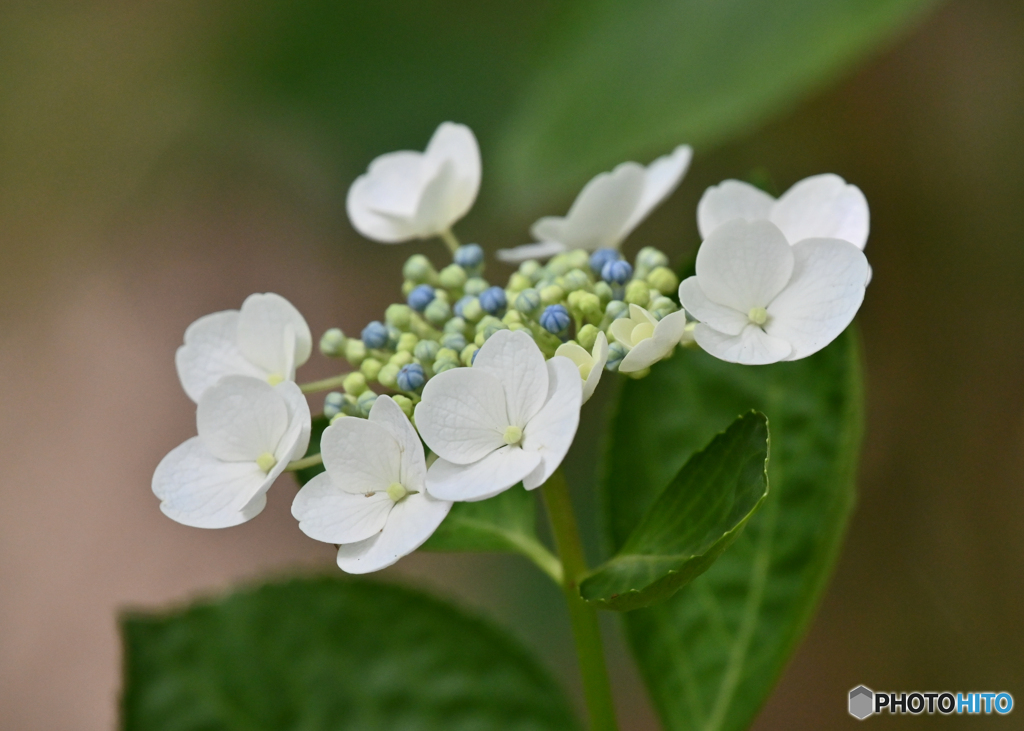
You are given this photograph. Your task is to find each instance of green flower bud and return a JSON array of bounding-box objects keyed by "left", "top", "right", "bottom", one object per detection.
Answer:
[
  {"left": 413, "top": 339, "right": 440, "bottom": 362},
  {"left": 433, "top": 289, "right": 449, "bottom": 304},
  {"left": 593, "top": 281, "right": 613, "bottom": 306},
  {"left": 403, "top": 254, "right": 437, "bottom": 284},
  {"left": 502, "top": 310, "right": 524, "bottom": 326},
  {"left": 540, "top": 285, "right": 565, "bottom": 306},
  {"left": 650, "top": 296, "right": 677, "bottom": 316},
  {"left": 439, "top": 263, "right": 467, "bottom": 290},
  {"left": 434, "top": 359, "right": 459, "bottom": 374},
  {"left": 646, "top": 266, "right": 679, "bottom": 295},
  {"left": 360, "top": 357, "right": 382, "bottom": 381},
  {"left": 357, "top": 389, "right": 378, "bottom": 417},
  {"left": 566, "top": 249, "right": 590, "bottom": 270},
  {"left": 518, "top": 260, "right": 543, "bottom": 283},
  {"left": 562, "top": 268, "right": 591, "bottom": 292},
  {"left": 475, "top": 315, "right": 500, "bottom": 336},
  {"left": 424, "top": 298, "right": 452, "bottom": 326},
  {"left": 344, "top": 339, "right": 367, "bottom": 366},
  {"left": 636, "top": 246, "right": 669, "bottom": 270},
  {"left": 624, "top": 280, "right": 650, "bottom": 307},
  {"left": 576, "top": 292, "right": 602, "bottom": 320},
  {"left": 507, "top": 272, "right": 532, "bottom": 293},
  {"left": 460, "top": 343, "right": 479, "bottom": 366},
  {"left": 378, "top": 363, "right": 400, "bottom": 389},
  {"left": 514, "top": 288, "right": 541, "bottom": 314},
  {"left": 385, "top": 304, "right": 412, "bottom": 330},
  {"left": 329, "top": 413, "right": 347, "bottom": 425},
  {"left": 461, "top": 297, "right": 484, "bottom": 322},
  {"left": 603, "top": 300, "right": 629, "bottom": 329},
  {"left": 482, "top": 321, "right": 509, "bottom": 341},
  {"left": 443, "top": 316, "right": 467, "bottom": 335},
  {"left": 546, "top": 254, "right": 572, "bottom": 277},
  {"left": 508, "top": 322, "right": 530, "bottom": 332},
  {"left": 464, "top": 277, "right": 489, "bottom": 297},
  {"left": 577, "top": 324, "right": 599, "bottom": 351},
  {"left": 626, "top": 367, "right": 651, "bottom": 379},
  {"left": 434, "top": 347, "right": 459, "bottom": 364},
  {"left": 391, "top": 394, "right": 414, "bottom": 418},
  {"left": 389, "top": 350, "right": 413, "bottom": 368},
  {"left": 402, "top": 279, "right": 416, "bottom": 297},
  {"left": 343, "top": 372, "right": 368, "bottom": 396},
  {"left": 395, "top": 332, "right": 417, "bottom": 353},
  {"left": 408, "top": 312, "right": 439, "bottom": 340},
  {"left": 319, "top": 328, "right": 346, "bottom": 357}
]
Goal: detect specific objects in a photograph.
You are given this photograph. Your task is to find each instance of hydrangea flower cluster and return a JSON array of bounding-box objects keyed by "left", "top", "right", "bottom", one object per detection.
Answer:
[{"left": 153, "top": 121, "right": 871, "bottom": 574}]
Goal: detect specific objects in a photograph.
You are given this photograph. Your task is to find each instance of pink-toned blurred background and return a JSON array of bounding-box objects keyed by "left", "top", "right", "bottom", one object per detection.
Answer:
[{"left": 2, "top": 1, "right": 1023, "bottom": 729}]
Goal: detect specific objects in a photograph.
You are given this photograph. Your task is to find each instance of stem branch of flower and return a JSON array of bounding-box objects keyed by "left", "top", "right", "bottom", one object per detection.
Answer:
[
  {"left": 284, "top": 453, "right": 323, "bottom": 472},
  {"left": 438, "top": 228, "right": 460, "bottom": 255},
  {"left": 542, "top": 469, "right": 618, "bottom": 731},
  {"left": 299, "top": 374, "right": 350, "bottom": 394}
]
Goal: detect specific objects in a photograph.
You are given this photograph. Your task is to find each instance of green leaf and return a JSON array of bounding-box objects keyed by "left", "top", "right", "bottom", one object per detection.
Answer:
[
  {"left": 497, "top": 0, "right": 937, "bottom": 204},
  {"left": 122, "top": 576, "right": 581, "bottom": 731},
  {"left": 602, "top": 329, "right": 863, "bottom": 731},
  {"left": 293, "top": 414, "right": 328, "bottom": 487},
  {"left": 421, "top": 488, "right": 563, "bottom": 583},
  {"left": 581, "top": 412, "right": 768, "bottom": 612}
]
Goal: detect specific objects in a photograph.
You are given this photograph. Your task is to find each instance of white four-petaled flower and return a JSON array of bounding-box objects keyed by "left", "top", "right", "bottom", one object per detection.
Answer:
[
  {"left": 679, "top": 219, "right": 869, "bottom": 365},
  {"left": 415, "top": 330, "right": 582, "bottom": 501},
  {"left": 291, "top": 396, "right": 452, "bottom": 574},
  {"left": 555, "top": 331, "right": 609, "bottom": 403},
  {"left": 609, "top": 305, "right": 689, "bottom": 373},
  {"left": 346, "top": 122, "right": 481, "bottom": 243},
  {"left": 153, "top": 376, "right": 311, "bottom": 528},
  {"left": 497, "top": 145, "right": 692, "bottom": 262},
  {"left": 176, "top": 293, "right": 312, "bottom": 402}
]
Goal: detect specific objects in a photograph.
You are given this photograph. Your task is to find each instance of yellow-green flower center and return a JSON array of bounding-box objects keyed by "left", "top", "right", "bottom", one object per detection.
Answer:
[
  {"left": 503, "top": 425, "right": 523, "bottom": 445},
  {"left": 266, "top": 373, "right": 285, "bottom": 386},
  {"left": 747, "top": 307, "right": 768, "bottom": 326},
  {"left": 256, "top": 452, "right": 278, "bottom": 473},
  {"left": 386, "top": 482, "right": 408, "bottom": 502}
]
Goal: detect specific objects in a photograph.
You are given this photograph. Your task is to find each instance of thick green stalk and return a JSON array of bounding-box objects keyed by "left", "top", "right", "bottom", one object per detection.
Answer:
[
  {"left": 438, "top": 228, "right": 460, "bottom": 254},
  {"left": 542, "top": 469, "right": 618, "bottom": 731},
  {"left": 299, "top": 373, "right": 349, "bottom": 394}
]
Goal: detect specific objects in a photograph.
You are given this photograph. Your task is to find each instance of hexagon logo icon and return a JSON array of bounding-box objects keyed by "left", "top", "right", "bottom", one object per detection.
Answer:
[{"left": 849, "top": 686, "right": 874, "bottom": 720}]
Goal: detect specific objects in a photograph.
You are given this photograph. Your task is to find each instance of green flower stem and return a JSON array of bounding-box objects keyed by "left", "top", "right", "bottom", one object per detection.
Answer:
[
  {"left": 542, "top": 469, "right": 618, "bottom": 731},
  {"left": 299, "top": 374, "right": 350, "bottom": 394},
  {"left": 284, "top": 453, "right": 323, "bottom": 472},
  {"left": 439, "top": 228, "right": 460, "bottom": 255}
]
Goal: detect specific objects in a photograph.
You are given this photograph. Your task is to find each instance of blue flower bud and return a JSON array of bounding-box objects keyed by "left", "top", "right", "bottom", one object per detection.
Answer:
[
  {"left": 424, "top": 298, "right": 452, "bottom": 326},
  {"left": 589, "top": 248, "right": 620, "bottom": 275},
  {"left": 413, "top": 339, "right": 440, "bottom": 362},
  {"left": 407, "top": 284, "right": 436, "bottom": 312},
  {"left": 454, "top": 243, "right": 484, "bottom": 270},
  {"left": 540, "top": 304, "right": 571, "bottom": 334},
  {"left": 323, "top": 392, "right": 345, "bottom": 419},
  {"left": 361, "top": 321, "right": 389, "bottom": 349},
  {"left": 357, "top": 389, "right": 378, "bottom": 417},
  {"left": 397, "top": 363, "right": 426, "bottom": 392},
  {"left": 606, "top": 341, "right": 628, "bottom": 372},
  {"left": 464, "top": 277, "right": 489, "bottom": 297},
  {"left": 605, "top": 300, "right": 629, "bottom": 321},
  {"left": 601, "top": 259, "right": 633, "bottom": 284},
  {"left": 479, "top": 286, "right": 507, "bottom": 315},
  {"left": 441, "top": 332, "right": 467, "bottom": 352},
  {"left": 514, "top": 288, "right": 541, "bottom": 314}
]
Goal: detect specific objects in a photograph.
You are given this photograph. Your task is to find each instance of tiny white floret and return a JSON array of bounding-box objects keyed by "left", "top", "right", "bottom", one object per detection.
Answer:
[
  {"left": 497, "top": 145, "right": 692, "bottom": 262},
  {"left": 415, "top": 330, "right": 583, "bottom": 501},
  {"left": 609, "top": 304, "right": 688, "bottom": 373},
  {"left": 346, "top": 122, "right": 481, "bottom": 243},
  {"left": 291, "top": 395, "right": 452, "bottom": 574},
  {"left": 679, "top": 219, "right": 869, "bottom": 365},
  {"left": 175, "top": 292, "right": 312, "bottom": 402},
  {"left": 555, "top": 331, "right": 609, "bottom": 403},
  {"left": 152, "top": 376, "right": 311, "bottom": 528}
]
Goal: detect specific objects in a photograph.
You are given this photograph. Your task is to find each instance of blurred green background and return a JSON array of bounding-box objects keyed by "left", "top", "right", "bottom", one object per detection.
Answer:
[{"left": 1, "top": 1, "right": 1022, "bottom": 728}]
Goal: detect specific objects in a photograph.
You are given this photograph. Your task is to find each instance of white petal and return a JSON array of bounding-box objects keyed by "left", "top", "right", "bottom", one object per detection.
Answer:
[
  {"left": 414, "top": 367, "right": 508, "bottom": 465},
  {"left": 422, "top": 121, "right": 480, "bottom": 225},
  {"left": 696, "top": 180, "right": 775, "bottom": 240},
  {"left": 153, "top": 437, "right": 271, "bottom": 528},
  {"left": 530, "top": 162, "right": 646, "bottom": 250},
  {"left": 425, "top": 447, "right": 542, "bottom": 502},
  {"left": 346, "top": 158, "right": 423, "bottom": 243},
  {"left": 621, "top": 145, "right": 693, "bottom": 238},
  {"left": 522, "top": 357, "right": 582, "bottom": 490},
  {"left": 693, "top": 323, "right": 792, "bottom": 365},
  {"left": 357, "top": 151, "right": 426, "bottom": 217},
  {"left": 320, "top": 417, "right": 402, "bottom": 495},
  {"left": 679, "top": 277, "right": 748, "bottom": 336},
  {"left": 554, "top": 341, "right": 590, "bottom": 365},
  {"left": 582, "top": 332, "right": 609, "bottom": 403},
  {"left": 175, "top": 310, "right": 267, "bottom": 403},
  {"left": 771, "top": 174, "right": 870, "bottom": 250},
  {"left": 292, "top": 472, "right": 393, "bottom": 544},
  {"left": 368, "top": 395, "right": 426, "bottom": 491},
  {"left": 765, "top": 238, "right": 868, "bottom": 360},
  {"left": 619, "top": 309, "right": 688, "bottom": 372},
  {"left": 236, "top": 293, "right": 312, "bottom": 378},
  {"left": 472, "top": 330, "right": 548, "bottom": 428},
  {"left": 335, "top": 491, "right": 452, "bottom": 574},
  {"left": 196, "top": 376, "right": 289, "bottom": 462},
  {"left": 495, "top": 241, "right": 568, "bottom": 263},
  {"left": 273, "top": 381, "right": 313, "bottom": 464},
  {"left": 695, "top": 219, "right": 794, "bottom": 312},
  {"left": 609, "top": 316, "right": 636, "bottom": 347}
]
